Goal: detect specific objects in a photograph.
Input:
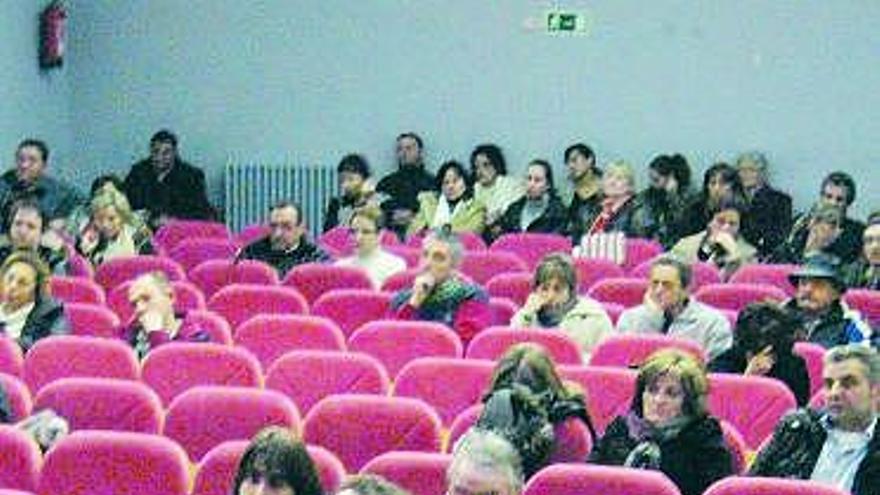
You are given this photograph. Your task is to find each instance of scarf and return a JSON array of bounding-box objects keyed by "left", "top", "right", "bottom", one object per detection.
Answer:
[
  {"left": 536, "top": 296, "right": 578, "bottom": 328},
  {"left": 414, "top": 277, "right": 480, "bottom": 326},
  {"left": 588, "top": 195, "right": 632, "bottom": 235}
]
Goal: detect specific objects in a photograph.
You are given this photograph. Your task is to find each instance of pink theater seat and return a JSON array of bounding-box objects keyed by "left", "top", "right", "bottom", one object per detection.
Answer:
[
  {"left": 602, "top": 302, "right": 625, "bottom": 325},
  {"left": 459, "top": 251, "right": 528, "bottom": 285},
  {"left": 574, "top": 257, "right": 626, "bottom": 294},
  {"left": 141, "top": 343, "right": 262, "bottom": 406},
  {"left": 843, "top": 288, "right": 880, "bottom": 327},
  {"left": 588, "top": 334, "right": 707, "bottom": 368},
  {"left": 524, "top": 463, "right": 681, "bottom": 495},
  {"left": 490, "top": 232, "right": 572, "bottom": 269},
  {"left": 234, "top": 224, "right": 270, "bottom": 247},
  {"left": 312, "top": 289, "right": 393, "bottom": 338},
  {"left": 207, "top": 284, "right": 308, "bottom": 330},
  {"left": 0, "top": 338, "right": 24, "bottom": 377},
  {"left": 486, "top": 272, "right": 533, "bottom": 307},
  {"left": 695, "top": 283, "right": 788, "bottom": 312},
  {"left": 720, "top": 420, "right": 749, "bottom": 474},
  {"left": 407, "top": 230, "right": 487, "bottom": 251},
  {"left": 180, "top": 310, "right": 233, "bottom": 345},
  {"left": 303, "top": 394, "right": 442, "bottom": 472},
  {"left": 384, "top": 245, "right": 421, "bottom": 268},
  {"left": 49, "top": 276, "right": 105, "bottom": 305},
  {"left": 266, "top": 350, "right": 390, "bottom": 415},
  {"left": 630, "top": 260, "right": 722, "bottom": 291},
  {"left": 167, "top": 237, "right": 238, "bottom": 272},
  {"left": 380, "top": 268, "right": 420, "bottom": 292},
  {"left": 810, "top": 390, "right": 826, "bottom": 408},
  {"left": 559, "top": 365, "right": 638, "bottom": 434},
  {"left": 488, "top": 297, "right": 518, "bottom": 326},
  {"left": 106, "top": 278, "right": 207, "bottom": 323},
  {"left": 38, "top": 430, "right": 190, "bottom": 495},
  {"left": 587, "top": 277, "right": 649, "bottom": 308},
  {"left": 319, "top": 226, "right": 401, "bottom": 256},
  {"left": 153, "top": 220, "right": 230, "bottom": 253},
  {"left": 703, "top": 476, "right": 850, "bottom": 495},
  {"left": 63, "top": 303, "right": 121, "bottom": 338},
  {"left": 0, "top": 373, "right": 32, "bottom": 422},
  {"left": 623, "top": 237, "right": 664, "bottom": 271},
  {"left": 349, "top": 320, "right": 463, "bottom": 378},
  {"left": 94, "top": 255, "right": 186, "bottom": 291},
  {"left": 707, "top": 373, "right": 797, "bottom": 449},
  {"left": 23, "top": 335, "right": 139, "bottom": 394},
  {"left": 164, "top": 385, "right": 300, "bottom": 461},
  {"left": 283, "top": 263, "right": 374, "bottom": 305},
  {"left": 466, "top": 326, "right": 583, "bottom": 365},
  {"left": 393, "top": 357, "right": 494, "bottom": 426},
  {"left": 235, "top": 315, "right": 346, "bottom": 370},
  {"left": 0, "top": 489, "right": 37, "bottom": 495},
  {"left": 67, "top": 253, "right": 95, "bottom": 278},
  {"left": 188, "top": 259, "right": 279, "bottom": 299},
  {"left": 729, "top": 263, "right": 799, "bottom": 295},
  {"left": 361, "top": 452, "right": 452, "bottom": 495},
  {"left": 0, "top": 426, "right": 41, "bottom": 492},
  {"left": 793, "top": 341, "right": 826, "bottom": 397},
  {"left": 34, "top": 377, "right": 162, "bottom": 434}
]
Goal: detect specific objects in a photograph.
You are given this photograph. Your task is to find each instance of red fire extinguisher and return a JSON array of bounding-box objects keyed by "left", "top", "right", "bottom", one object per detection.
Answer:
[{"left": 40, "top": 1, "right": 66, "bottom": 69}]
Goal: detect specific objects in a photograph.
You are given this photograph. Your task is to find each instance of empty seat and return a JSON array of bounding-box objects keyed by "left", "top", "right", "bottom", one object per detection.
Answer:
[
  {"left": 107, "top": 280, "right": 205, "bottom": 323},
  {"left": 63, "top": 303, "right": 121, "bottom": 338},
  {"left": 524, "top": 463, "right": 681, "bottom": 495},
  {"left": 587, "top": 277, "right": 649, "bottom": 308},
  {"left": 695, "top": 283, "right": 788, "bottom": 312},
  {"left": 707, "top": 373, "right": 797, "bottom": 449},
  {"left": 485, "top": 272, "right": 533, "bottom": 306},
  {"left": 588, "top": 334, "right": 707, "bottom": 368},
  {"left": 48, "top": 276, "right": 105, "bottom": 305},
  {"left": 623, "top": 238, "right": 664, "bottom": 271},
  {"left": 490, "top": 233, "right": 572, "bottom": 269},
  {"left": 459, "top": 251, "right": 528, "bottom": 285},
  {"left": 207, "top": 284, "right": 308, "bottom": 330},
  {"left": 23, "top": 335, "right": 139, "bottom": 394},
  {"left": 361, "top": 452, "right": 452, "bottom": 495},
  {"left": 178, "top": 310, "right": 234, "bottom": 345},
  {"left": 703, "top": 476, "right": 850, "bottom": 495},
  {"left": 94, "top": 255, "right": 186, "bottom": 291},
  {"left": 167, "top": 237, "right": 238, "bottom": 272},
  {"left": 559, "top": 365, "right": 637, "bottom": 434},
  {"left": 349, "top": 320, "right": 463, "bottom": 377},
  {"left": 0, "top": 426, "right": 41, "bottom": 491},
  {"left": 629, "top": 260, "right": 722, "bottom": 291},
  {"left": 574, "top": 257, "right": 626, "bottom": 294},
  {"left": 235, "top": 315, "right": 346, "bottom": 370},
  {"left": 312, "top": 289, "right": 394, "bottom": 338},
  {"left": 282, "top": 263, "right": 374, "bottom": 305},
  {"left": 728, "top": 263, "right": 799, "bottom": 295},
  {"left": 153, "top": 220, "right": 230, "bottom": 253},
  {"left": 393, "top": 357, "right": 495, "bottom": 426},
  {"left": 188, "top": 259, "right": 279, "bottom": 299},
  {"left": 0, "top": 373, "right": 31, "bottom": 422},
  {"left": 466, "top": 326, "right": 583, "bottom": 365},
  {"left": 0, "top": 338, "right": 24, "bottom": 377}
]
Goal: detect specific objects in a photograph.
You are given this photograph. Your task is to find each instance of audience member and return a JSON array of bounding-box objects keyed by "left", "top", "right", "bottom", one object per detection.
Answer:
[
  {"left": 709, "top": 302, "right": 810, "bottom": 406},
  {"left": 489, "top": 159, "right": 566, "bottom": 242},
  {"left": 239, "top": 201, "right": 330, "bottom": 277},
  {"left": 0, "top": 199, "right": 69, "bottom": 275},
  {"left": 471, "top": 144, "right": 523, "bottom": 232},
  {"left": 407, "top": 160, "right": 486, "bottom": 237},
  {"left": 389, "top": 228, "right": 491, "bottom": 346},
  {"left": 677, "top": 162, "right": 748, "bottom": 240},
  {"left": 447, "top": 428, "right": 523, "bottom": 495},
  {"left": 569, "top": 160, "right": 651, "bottom": 244},
  {"left": 845, "top": 211, "right": 880, "bottom": 290},
  {"left": 749, "top": 344, "right": 879, "bottom": 495},
  {"left": 617, "top": 255, "right": 733, "bottom": 359},
  {"left": 771, "top": 203, "right": 847, "bottom": 264},
  {"left": 564, "top": 143, "right": 602, "bottom": 233},
  {"left": 232, "top": 426, "right": 324, "bottom": 495},
  {"left": 639, "top": 153, "right": 694, "bottom": 248},
  {"left": 736, "top": 151, "right": 793, "bottom": 257},
  {"left": 323, "top": 153, "right": 378, "bottom": 232},
  {"left": 0, "top": 138, "right": 82, "bottom": 232},
  {"left": 122, "top": 129, "right": 215, "bottom": 227},
  {"left": 0, "top": 251, "right": 69, "bottom": 353},
  {"left": 589, "top": 349, "right": 734, "bottom": 495},
  {"left": 336, "top": 474, "right": 412, "bottom": 495},
  {"left": 670, "top": 197, "right": 757, "bottom": 280},
  {"left": 64, "top": 174, "right": 129, "bottom": 239},
  {"left": 1, "top": 381, "right": 69, "bottom": 451},
  {"left": 76, "top": 183, "right": 153, "bottom": 266},
  {"left": 511, "top": 254, "right": 613, "bottom": 360},
  {"left": 376, "top": 132, "right": 436, "bottom": 239},
  {"left": 782, "top": 254, "right": 873, "bottom": 349},
  {"left": 334, "top": 207, "right": 406, "bottom": 289}
]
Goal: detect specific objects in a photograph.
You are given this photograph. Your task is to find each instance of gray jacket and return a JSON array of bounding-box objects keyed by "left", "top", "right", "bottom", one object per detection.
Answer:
[{"left": 616, "top": 299, "right": 733, "bottom": 359}]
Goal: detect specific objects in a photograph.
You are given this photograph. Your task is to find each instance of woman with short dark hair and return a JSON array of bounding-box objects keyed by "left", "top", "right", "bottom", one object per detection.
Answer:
[
  {"left": 0, "top": 250, "right": 68, "bottom": 352},
  {"left": 407, "top": 161, "right": 486, "bottom": 237}
]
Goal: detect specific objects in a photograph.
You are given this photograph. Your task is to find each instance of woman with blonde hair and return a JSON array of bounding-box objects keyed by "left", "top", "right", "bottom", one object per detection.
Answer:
[
  {"left": 569, "top": 160, "right": 653, "bottom": 244},
  {"left": 76, "top": 183, "right": 152, "bottom": 265}
]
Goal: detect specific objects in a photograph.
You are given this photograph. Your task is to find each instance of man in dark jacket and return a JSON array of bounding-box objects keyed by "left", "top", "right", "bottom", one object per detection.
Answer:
[
  {"left": 736, "top": 151, "right": 792, "bottom": 258},
  {"left": 239, "top": 201, "right": 329, "bottom": 277},
  {"left": 750, "top": 344, "right": 880, "bottom": 495},
  {"left": 375, "top": 132, "right": 435, "bottom": 239}
]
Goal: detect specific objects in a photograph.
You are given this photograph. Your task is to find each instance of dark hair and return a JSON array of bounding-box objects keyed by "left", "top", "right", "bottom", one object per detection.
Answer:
[
  {"left": 337, "top": 153, "right": 371, "bottom": 178},
  {"left": 270, "top": 200, "right": 304, "bottom": 226},
  {"left": 338, "top": 474, "right": 412, "bottom": 495},
  {"left": 436, "top": 160, "right": 474, "bottom": 199},
  {"left": 563, "top": 143, "right": 595, "bottom": 165},
  {"left": 89, "top": 174, "right": 124, "bottom": 197},
  {"left": 8, "top": 199, "right": 46, "bottom": 233},
  {"left": 631, "top": 349, "right": 709, "bottom": 419},
  {"left": 0, "top": 250, "right": 51, "bottom": 303},
  {"left": 648, "top": 154, "right": 691, "bottom": 190},
  {"left": 486, "top": 343, "right": 581, "bottom": 403},
  {"left": 528, "top": 159, "right": 556, "bottom": 195},
  {"left": 650, "top": 255, "right": 692, "bottom": 290},
  {"left": 150, "top": 129, "right": 178, "bottom": 148},
  {"left": 821, "top": 171, "right": 857, "bottom": 207},
  {"left": 702, "top": 162, "right": 744, "bottom": 197},
  {"left": 231, "top": 427, "right": 323, "bottom": 495},
  {"left": 710, "top": 195, "right": 750, "bottom": 219},
  {"left": 17, "top": 138, "right": 49, "bottom": 163},
  {"left": 470, "top": 144, "right": 508, "bottom": 177},
  {"left": 734, "top": 302, "right": 798, "bottom": 357},
  {"left": 396, "top": 132, "right": 423, "bottom": 150}
]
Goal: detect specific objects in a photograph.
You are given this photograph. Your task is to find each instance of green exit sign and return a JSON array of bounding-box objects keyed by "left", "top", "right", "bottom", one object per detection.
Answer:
[{"left": 546, "top": 10, "right": 589, "bottom": 34}]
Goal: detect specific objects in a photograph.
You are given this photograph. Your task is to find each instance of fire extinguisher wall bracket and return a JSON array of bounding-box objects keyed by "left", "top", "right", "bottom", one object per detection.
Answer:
[{"left": 39, "top": 1, "right": 67, "bottom": 70}]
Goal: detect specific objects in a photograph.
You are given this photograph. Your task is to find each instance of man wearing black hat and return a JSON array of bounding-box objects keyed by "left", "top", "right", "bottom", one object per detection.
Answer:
[{"left": 783, "top": 253, "right": 873, "bottom": 349}]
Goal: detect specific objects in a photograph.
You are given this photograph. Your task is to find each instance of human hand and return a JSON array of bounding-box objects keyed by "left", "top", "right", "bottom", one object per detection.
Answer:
[
  {"left": 409, "top": 273, "right": 436, "bottom": 307},
  {"left": 523, "top": 291, "right": 550, "bottom": 314},
  {"left": 78, "top": 226, "right": 99, "bottom": 254},
  {"left": 711, "top": 231, "right": 738, "bottom": 256},
  {"left": 138, "top": 309, "right": 165, "bottom": 333},
  {"left": 745, "top": 345, "right": 775, "bottom": 376}
]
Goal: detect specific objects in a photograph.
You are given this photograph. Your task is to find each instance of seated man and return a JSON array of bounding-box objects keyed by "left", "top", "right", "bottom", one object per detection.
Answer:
[
  {"left": 375, "top": 132, "right": 436, "bottom": 239},
  {"left": 772, "top": 203, "right": 847, "bottom": 264},
  {"left": 122, "top": 129, "right": 215, "bottom": 227},
  {"left": 0, "top": 199, "right": 69, "bottom": 275},
  {"left": 389, "top": 229, "right": 491, "bottom": 346},
  {"left": 617, "top": 255, "right": 733, "bottom": 360},
  {"left": 736, "top": 151, "right": 792, "bottom": 257},
  {"left": 447, "top": 428, "right": 523, "bottom": 495},
  {"left": 323, "top": 153, "right": 378, "bottom": 232},
  {"left": 783, "top": 254, "right": 873, "bottom": 349},
  {"left": 239, "top": 201, "right": 329, "bottom": 277},
  {"left": 845, "top": 211, "right": 880, "bottom": 290},
  {"left": 749, "top": 344, "right": 880, "bottom": 495}
]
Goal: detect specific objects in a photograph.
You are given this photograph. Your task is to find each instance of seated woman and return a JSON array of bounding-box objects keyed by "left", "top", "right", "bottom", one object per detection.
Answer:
[
  {"left": 843, "top": 211, "right": 880, "bottom": 289},
  {"left": 232, "top": 426, "right": 323, "bottom": 495},
  {"left": 638, "top": 153, "right": 694, "bottom": 248},
  {"left": 389, "top": 229, "right": 491, "bottom": 346},
  {"left": 489, "top": 159, "right": 567, "bottom": 243},
  {"left": 589, "top": 349, "right": 734, "bottom": 495},
  {"left": 709, "top": 302, "right": 810, "bottom": 406},
  {"left": 323, "top": 153, "right": 379, "bottom": 232},
  {"left": 676, "top": 162, "right": 749, "bottom": 240},
  {"left": 119, "top": 272, "right": 211, "bottom": 359},
  {"left": 407, "top": 160, "right": 486, "bottom": 238},
  {"left": 0, "top": 251, "right": 69, "bottom": 352},
  {"left": 77, "top": 183, "right": 152, "bottom": 266},
  {"left": 569, "top": 160, "right": 652, "bottom": 245},
  {"left": 335, "top": 207, "right": 406, "bottom": 289},
  {"left": 472, "top": 144, "right": 523, "bottom": 233},
  {"left": 511, "top": 254, "right": 613, "bottom": 361}
]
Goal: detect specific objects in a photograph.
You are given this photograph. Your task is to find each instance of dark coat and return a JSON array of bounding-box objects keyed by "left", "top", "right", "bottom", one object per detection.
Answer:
[
  {"left": 14, "top": 297, "right": 69, "bottom": 353},
  {"left": 771, "top": 214, "right": 866, "bottom": 265},
  {"left": 783, "top": 299, "right": 872, "bottom": 349},
  {"left": 123, "top": 158, "right": 215, "bottom": 224},
  {"left": 743, "top": 186, "right": 792, "bottom": 257},
  {"left": 240, "top": 237, "right": 330, "bottom": 278},
  {"left": 709, "top": 347, "right": 810, "bottom": 406},
  {"left": 494, "top": 194, "right": 567, "bottom": 238},
  {"left": 568, "top": 195, "right": 654, "bottom": 244},
  {"left": 589, "top": 414, "right": 734, "bottom": 495},
  {"left": 375, "top": 167, "right": 435, "bottom": 214},
  {"left": 0, "top": 171, "right": 82, "bottom": 228},
  {"left": 637, "top": 188, "right": 695, "bottom": 248}
]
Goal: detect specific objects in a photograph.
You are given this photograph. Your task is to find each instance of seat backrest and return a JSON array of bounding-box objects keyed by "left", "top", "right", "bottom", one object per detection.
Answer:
[
  {"left": 34, "top": 377, "right": 163, "bottom": 434},
  {"left": 207, "top": 284, "right": 308, "bottom": 329},
  {"left": 349, "top": 320, "right": 463, "bottom": 377},
  {"left": 163, "top": 385, "right": 301, "bottom": 461},
  {"left": 67, "top": 253, "right": 94, "bottom": 278},
  {"left": 623, "top": 238, "right": 664, "bottom": 271},
  {"left": 703, "top": 476, "right": 850, "bottom": 495},
  {"left": 380, "top": 268, "right": 420, "bottom": 292},
  {"left": 38, "top": 430, "right": 190, "bottom": 495},
  {"left": 574, "top": 257, "right": 626, "bottom": 294},
  {"left": 141, "top": 343, "right": 262, "bottom": 406},
  {"left": 312, "top": 289, "right": 394, "bottom": 338},
  {"left": 361, "top": 452, "right": 452, "bottom": 495},
  {"left": 485, "top": 272, "right": 533, "bottom": 306},
  {"left": 266, "top": 350, "right": 390, "bottom": 415},
  {"left": 282, "top": 263, "right": 374, "bottom": 305},
  {"left": 234, "top": 224, "right": 270, "bottom": 247},
  {"left": 407, "top": 231, "right": 486, "bottom": 251},
  {"left": 303, "top": 394, "right": 442, "bottom": 472},
  {"left": 588, "top": 334, "right": 707, "bottom": 368},
  {"left": 181, "top": 310, "right": 233, "bottom": 345},
  {"left": 843, "top": 288, "right": 880, "bottom": 327},
  {"left": 629, "top": 260, "right": 722, "bottom": 291},
  {"left": 94, "top": 255, "right": 186, "bottom": 291},
  {"left": 234, "top": 314, "right": 346, "bottom": 370},
  {"left": 0, "top": 425, "right": 41, "bottom": 491},
  {"left": 465, "top": 326, "right": 584, "bottom": 365},
  {"left": 728, "top": 263, "right": 799, "bottom": 295},
  {"left": 707, "top": 373, "right": 797, "bottom": 449},
  {"left": 490, "top": 233, "right": 572, "bottom": 269},
  {"left": 107, "top": 280, "right": 205, "bottom": 323},
  {"left": 384, "top": 245, "right": 421, "bottom": 268},
  {"left": 0, "top": 338, "right": 24, "bottom": 377},
  {"left": 23, "top": 335, "right": 139, "bottom": 394},
  {"left": 153, "top": 220, "right": 230, "bottom": 253},
  {"left": 793, "top": 341, "right": 826, "bottom": 397},
  {"left": 48, "top": 276, "right": 105, "bottom": 305},
  {"left": 587, "top": 277, "right": 649, "bottom": 308},
  {"left": 602, "top": 302, "right": 626, "bottom": 325},
  {"left": 167, "top": 237, "right": 238, "bottom": 272},
  {"left": 393, "top": 357, "right": 495, "bottom": 426},
  {"left": 188, "top": 259, "right": 279, "bottom": 298},
  {"left": 524, "top": 463, "right": 682, "bottom": 495},
  {"left": 559, "top": 365, "right": 638, "bottom": 434},
  {"left": 63, "top": 302, "right": 121, "bottom": 338},
  {"left": 488, "top": 297, "right": 518, "bottom": 326},
  {"left": 694, "top": 283, "right": 788, "bottom": 312},
  {"left": 720, "top": 420, "right": 748, "bottom": 474},
  {"left": 459, "top": 251, "right": 528, "bottom": 285},
  {"left": 0, "top": 373, "right": 31, "bottom": 422}
]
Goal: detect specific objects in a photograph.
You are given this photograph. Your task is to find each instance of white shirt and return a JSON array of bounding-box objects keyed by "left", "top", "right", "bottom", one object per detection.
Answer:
[
  {"left": 0, "top": 302, "right": 36, "bottom": 341},
  {"left": 335, "top": 249, "right": 407, "bottom": 289},
  {"left": 474, "top": 175, "right": 524, "bottom": 223},
  {"left": 811, "top": 415, "right": 877, "bottom": 492}
]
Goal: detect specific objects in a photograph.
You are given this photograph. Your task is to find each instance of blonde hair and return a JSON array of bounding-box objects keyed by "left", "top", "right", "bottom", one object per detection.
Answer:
[{"left": 90, "top": 183, "right": 134, "bottom": 225}]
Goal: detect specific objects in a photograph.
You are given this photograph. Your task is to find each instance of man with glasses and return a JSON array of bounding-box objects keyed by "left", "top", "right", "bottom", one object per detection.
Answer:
[
  {"left": 335, "top": 207, "right": 406, "bottom": 288},
  {"left": 239, "top": 201, "right": 329, "bottom": 277}
]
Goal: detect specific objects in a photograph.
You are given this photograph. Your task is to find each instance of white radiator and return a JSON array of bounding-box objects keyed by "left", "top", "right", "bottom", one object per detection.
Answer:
[{"left": 224, "top": 162, "right": 338, "bottom": 239}]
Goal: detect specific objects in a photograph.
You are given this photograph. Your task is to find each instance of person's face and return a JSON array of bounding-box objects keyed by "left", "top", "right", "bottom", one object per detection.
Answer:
[
  {"left": 820, "top": 183, "right": 849, "bottom": 210},
  {"left": 15, "top": 145, "right": 46, "bottom": 184},
  {"left": 396, "top": 137, "right": 422, "bottom": 167},
  {"left": 238, "top": 476, "right": 294, "bottom": 495},
  {"left": 707, "top": 173, "right": 732, "bottom": 202},
  {"left": 648, "top": 264, "right": 688, "bottom": 309},
  {"left": 648, "top": 169, "right": 668, "bottom": 190},
  {"left": 537, "top": 276, "right": 571, "bottom": 308},
  {"left": 737, "top": 161, "right": 762, "bottom": 190},
  {"left": 128, "top": 277, "right": 174, "bottom": 322},
  {"left": 339, "top": 171, "right": 365, "bottom": 198},
  {"left": 823, "top": 358, "right": 879, "bottom": 431},
  {"left": 0, "top": 262, "right": 38, "bottom": 308},
  {"left": 525, "top": 164, "right": 548, "bottom": 200},
  {"left": 150, "top": 141, "right": 176, "bottom": 172},
  {"left": 602, "top": 171, "right": 632, "bottom": 198},
  {"left": 642, "top": 372, "right": 686, "bottom": 426},
  {"left": 566, "top": 151, "right": 593, "bottom": 182},
  {"left": 442, "top": 168, "right": 467, "bottom": 201},
  {"left": 708, "top": 208, "right": 741, "bottom": 237},
  {"left": 864, "top": 224, "right": 880, "bottom": 265},
  {"left": 421, "top": 239, "right": 456, "bottom": 282},
  {"left": 350, "top": 215, "right": 379, "bottom": 256},
  {"left": 269, "top": 206, "right": 303, "bottom": 251},
  {"left": 94, "top": 205, "right": 124, "bottom": 240},
  {"left": 795, "top": 277, "right": 839, "bottom": 313},
  {"left": 447, "top": 461, "right": 516, "bottom": 495},
  {"left": 9, "top": 209, "right": 43, "bottom": 249},
  {"left": 474, "top": 153, "right": 497, "bottom": 187}
]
